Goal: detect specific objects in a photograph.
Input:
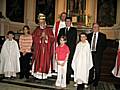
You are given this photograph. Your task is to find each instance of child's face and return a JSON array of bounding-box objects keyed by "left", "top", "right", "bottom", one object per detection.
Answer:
[
  {"left": 8, "top": 34, "right": 14, "bottom": 40},
  {"left": 60, "top": 38, "right": 66, "bottom": 45},
  {"left": 80, "top": 34, "right": 87, "bottom": 42},
  {"left": 23, "top": 27, "right": 29, "bottom": 34}
]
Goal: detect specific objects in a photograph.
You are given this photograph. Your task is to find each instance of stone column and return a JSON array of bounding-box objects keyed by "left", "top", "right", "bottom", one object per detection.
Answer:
[
  {"left": 55, "top": 0, "right": 67, "bottom": 22},
  {"left": 116, "top": 0, "right": 120, "bottom": 25},
  {"left": 24, "top": 0, "right": 36, "bottom": 25},
  {"left": 0, "top": 0, "right": 6, "bottom": 17},
  {"left": 112, "top": 0, "right": 120, "bottom": 39},
  {"left": 86, "top": 0, "right": 97, "bottom": 26}
]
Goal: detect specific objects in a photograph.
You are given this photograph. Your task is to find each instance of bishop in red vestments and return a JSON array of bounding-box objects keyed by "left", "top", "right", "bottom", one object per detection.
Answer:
[{"left": 31, "top": 13, "right": 54, "bottom": 79}]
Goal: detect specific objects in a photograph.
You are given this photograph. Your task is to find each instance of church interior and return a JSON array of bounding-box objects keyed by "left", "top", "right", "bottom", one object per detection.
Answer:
[{"left": 0, "top": 0, "right": 120, "bottom": 90}]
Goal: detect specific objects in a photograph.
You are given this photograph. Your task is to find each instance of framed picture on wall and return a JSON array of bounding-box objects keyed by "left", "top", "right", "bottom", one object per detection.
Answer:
[
  {"left": 97, "top": 0, "right": 117, "bottom": 27},
  {"left": 6, "top": 0, "right": 24, "bottom": 23},
  {"left": 35, "top": 0, "right": 55, "bottom": 25}
]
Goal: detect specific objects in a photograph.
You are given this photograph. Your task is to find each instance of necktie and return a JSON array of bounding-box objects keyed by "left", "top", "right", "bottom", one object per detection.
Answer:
[
  {"left": 66, "top": 28, "right": 68, "bottom": 35},
  {"left": 92, "top": 33, "right": 96, "bottom": 51}
]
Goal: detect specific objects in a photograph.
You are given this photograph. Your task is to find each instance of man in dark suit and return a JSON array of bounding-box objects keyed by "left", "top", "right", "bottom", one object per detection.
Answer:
[
  {"left": 87, "top": 23, "right": 107, "bottom": 87},
  {"left": 57, "top": 17, "right": 77, "bottom": 84}
]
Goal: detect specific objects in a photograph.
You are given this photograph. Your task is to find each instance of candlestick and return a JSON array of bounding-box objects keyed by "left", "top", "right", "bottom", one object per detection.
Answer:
[{"left": 86, "top": 15, "right": 88, "bottom": 26}]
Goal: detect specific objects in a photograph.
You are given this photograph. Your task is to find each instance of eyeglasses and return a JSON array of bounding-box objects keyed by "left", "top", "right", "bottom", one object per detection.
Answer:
[{"left": 39, "top": 18, "right": 45, "bottom": 20}]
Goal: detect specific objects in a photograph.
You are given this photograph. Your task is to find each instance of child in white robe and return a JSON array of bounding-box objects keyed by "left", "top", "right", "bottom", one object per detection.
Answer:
[
  {"left": 0, "top": 31, "right": 20, "bottom": 79},
  {"left": 72, "top": 33, "right": 93, "bottom": 90},
  {"left": 112, "top": 40, "right": 120, "bottom": 78}
]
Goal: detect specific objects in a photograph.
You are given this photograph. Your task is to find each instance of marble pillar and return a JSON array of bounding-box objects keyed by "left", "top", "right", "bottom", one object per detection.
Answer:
[
  {"left": 24, "top": 0, "right": 36, "bottom": 25},
  {"left": 55, "top": 0, "right": 67, "bottom": 22},
  {"left": 0, "top": 0, "right": 6, "bottom": 17},
  {"left": 116, "top": 0, "right": 120, "bottom": 25}
]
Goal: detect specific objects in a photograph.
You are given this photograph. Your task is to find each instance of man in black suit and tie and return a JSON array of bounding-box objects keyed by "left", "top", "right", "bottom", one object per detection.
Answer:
[
  {"left": 57, "top": 17, "right": 77, "bottom": 84},
  {"left": 87, "top": 23, "right": 107, "bottom": 87}
]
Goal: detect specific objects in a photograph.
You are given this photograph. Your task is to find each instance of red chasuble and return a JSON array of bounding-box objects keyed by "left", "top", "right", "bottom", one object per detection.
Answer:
[{"left": 32, "top": 26, "right": 54, "bottom": 73}]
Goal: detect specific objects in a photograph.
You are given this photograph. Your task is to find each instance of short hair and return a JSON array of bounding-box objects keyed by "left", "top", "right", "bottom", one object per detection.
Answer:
[
  {"left": 92, "top": 23, "right": 99, "bottom": 28},
  {"left": 60, "top": 12, "right": 67, "bottom": 20},
  {"left": 7, "top": 31, "right": 15, "bottom": 36},
  {"left": 65, "top": 17, "right": 72, "bottom": 21},
  {"left": 23, "top": 25, "right": 30, "bottom": 30},
  {"left": 79, "top": 32, "right": 87, "bottom": 41},
  {"left": 60, "top": 35, "right": 67, "bottom": 42},
  {"left": 60, "top": 12, "right": 67, "bottom": 16}
]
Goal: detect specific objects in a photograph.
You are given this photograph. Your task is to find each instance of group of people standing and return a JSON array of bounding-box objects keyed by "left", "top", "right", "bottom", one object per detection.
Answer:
[
  {"left": 2, "top": 11, "right": 120, "bottom": 90},
  {"left": 53, "top": 12, "right": 107, "bottom": 90}
]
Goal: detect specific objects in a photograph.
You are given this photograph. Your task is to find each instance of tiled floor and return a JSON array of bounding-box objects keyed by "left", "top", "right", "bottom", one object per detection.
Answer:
[{"left": 0, "top": 76, "right": 118, "bottom": 90}]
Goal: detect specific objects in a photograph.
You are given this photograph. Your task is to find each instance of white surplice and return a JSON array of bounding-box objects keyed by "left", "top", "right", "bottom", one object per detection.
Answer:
[
  {"left": 72, "top": 40, "right": 93, "bottom": 84},
  {"left": 0, "top": 39, "right": 20, "bottom": 77}
]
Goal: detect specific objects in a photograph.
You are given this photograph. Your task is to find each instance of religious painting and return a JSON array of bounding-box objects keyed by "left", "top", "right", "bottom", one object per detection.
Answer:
[
  {"left": 35, "top": 0, "right": 55, "bottom": 25},
  {"left": 68, "top": 0, "right": 87, "bottom": 26},
  {"left": 6, "top": 0, "right": 24, "bottom": 22},
  {"left": 97, "top": 0, "right": 117, "bottom": 27},
  {"left": 69, "top": 0, "right": 86, "bottom": 16}
]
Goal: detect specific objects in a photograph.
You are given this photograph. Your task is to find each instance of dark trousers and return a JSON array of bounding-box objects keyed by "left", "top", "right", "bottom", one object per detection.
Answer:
[
  {"left": 88, "top": 52, "right": 101, "bottom": 85},
  {"left": 66, "top": 59, "right": 73, "bottom": 84},
  {"left": 20, "top": 52, "right": 32, "bottom": 79},
  {"left": 77, "top": 84, "right": 84, "bottom": 90}
]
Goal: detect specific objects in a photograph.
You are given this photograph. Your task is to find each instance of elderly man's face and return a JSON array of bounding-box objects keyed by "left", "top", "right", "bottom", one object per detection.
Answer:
[
  {"left": 93, "top": 23, "right": 99, "bottom": 32},
  {"left": 39, "top": 18, "right": 46, "bottom": 25}
]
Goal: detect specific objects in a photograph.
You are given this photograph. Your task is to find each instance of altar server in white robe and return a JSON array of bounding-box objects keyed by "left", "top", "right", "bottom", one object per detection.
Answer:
[
  {"left": 72, "top": 33, "right": 93, "bottom": 90},
  {"left": 0, "top": 31, "right": 20, "bottom": 79}
]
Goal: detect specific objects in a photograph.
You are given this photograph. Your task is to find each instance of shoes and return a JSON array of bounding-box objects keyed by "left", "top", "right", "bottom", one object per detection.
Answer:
[
  {"left": 77, "top": 84, "right": 84, "bottom": 90},
  {"left": 19, "top": 76, "right": 24, "bottom": 79},
  {"left": 66, "top": 81, "right": 70, "bottom": 84},
  {"left": 93, "top": 82, "right": 98, "bottom": 87},
  {"left": 10, "top": 77, "right": 16, "bottom": 80},
  {"left": 66, "top": 80, "right": 70, "bottom": 84},
  {"left": 61, "top": 85, "right": 66, "bottom": 88},
  {"left": 5, "top": 77, "right": 16, "bottom": 80},
  {"left": 71, "top": 74, "right": 74, "bottom": 78},
  {"left": 61, "top": 86, "right": 66, "bottom": 89},
  {"left": 24, "top": 79, "right": 30, "bottom": 82},
  {"left": 55, "top": 84, "right": 60, "bottom": 87},
  {"left": 74, "top": 83, "right": 77, "bottom": 87},
  {"left": 84, "top": 85, "right": 88, "bottom": 88},
  {"left": 47, "top": 73, "right": 52, "bottom": 77},
  {"left": 5, "top": 77, "right": 11, "bottom": 80},
  {"left": 52, "top": 72, "right": 57, "bottom": 76}
]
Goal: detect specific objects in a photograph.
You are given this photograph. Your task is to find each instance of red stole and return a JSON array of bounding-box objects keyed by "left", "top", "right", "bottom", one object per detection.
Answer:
[{"left": 55, "top": 21, "right": 60, "bottom": 42}]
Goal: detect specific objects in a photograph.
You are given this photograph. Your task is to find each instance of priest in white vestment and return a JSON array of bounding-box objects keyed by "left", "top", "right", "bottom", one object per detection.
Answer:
[
  {"left": 0, "top": 31, "right": 20, "bottom": 78},
  {"left": 72, "top": 33, "right": 93, "bottom": 89}
]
